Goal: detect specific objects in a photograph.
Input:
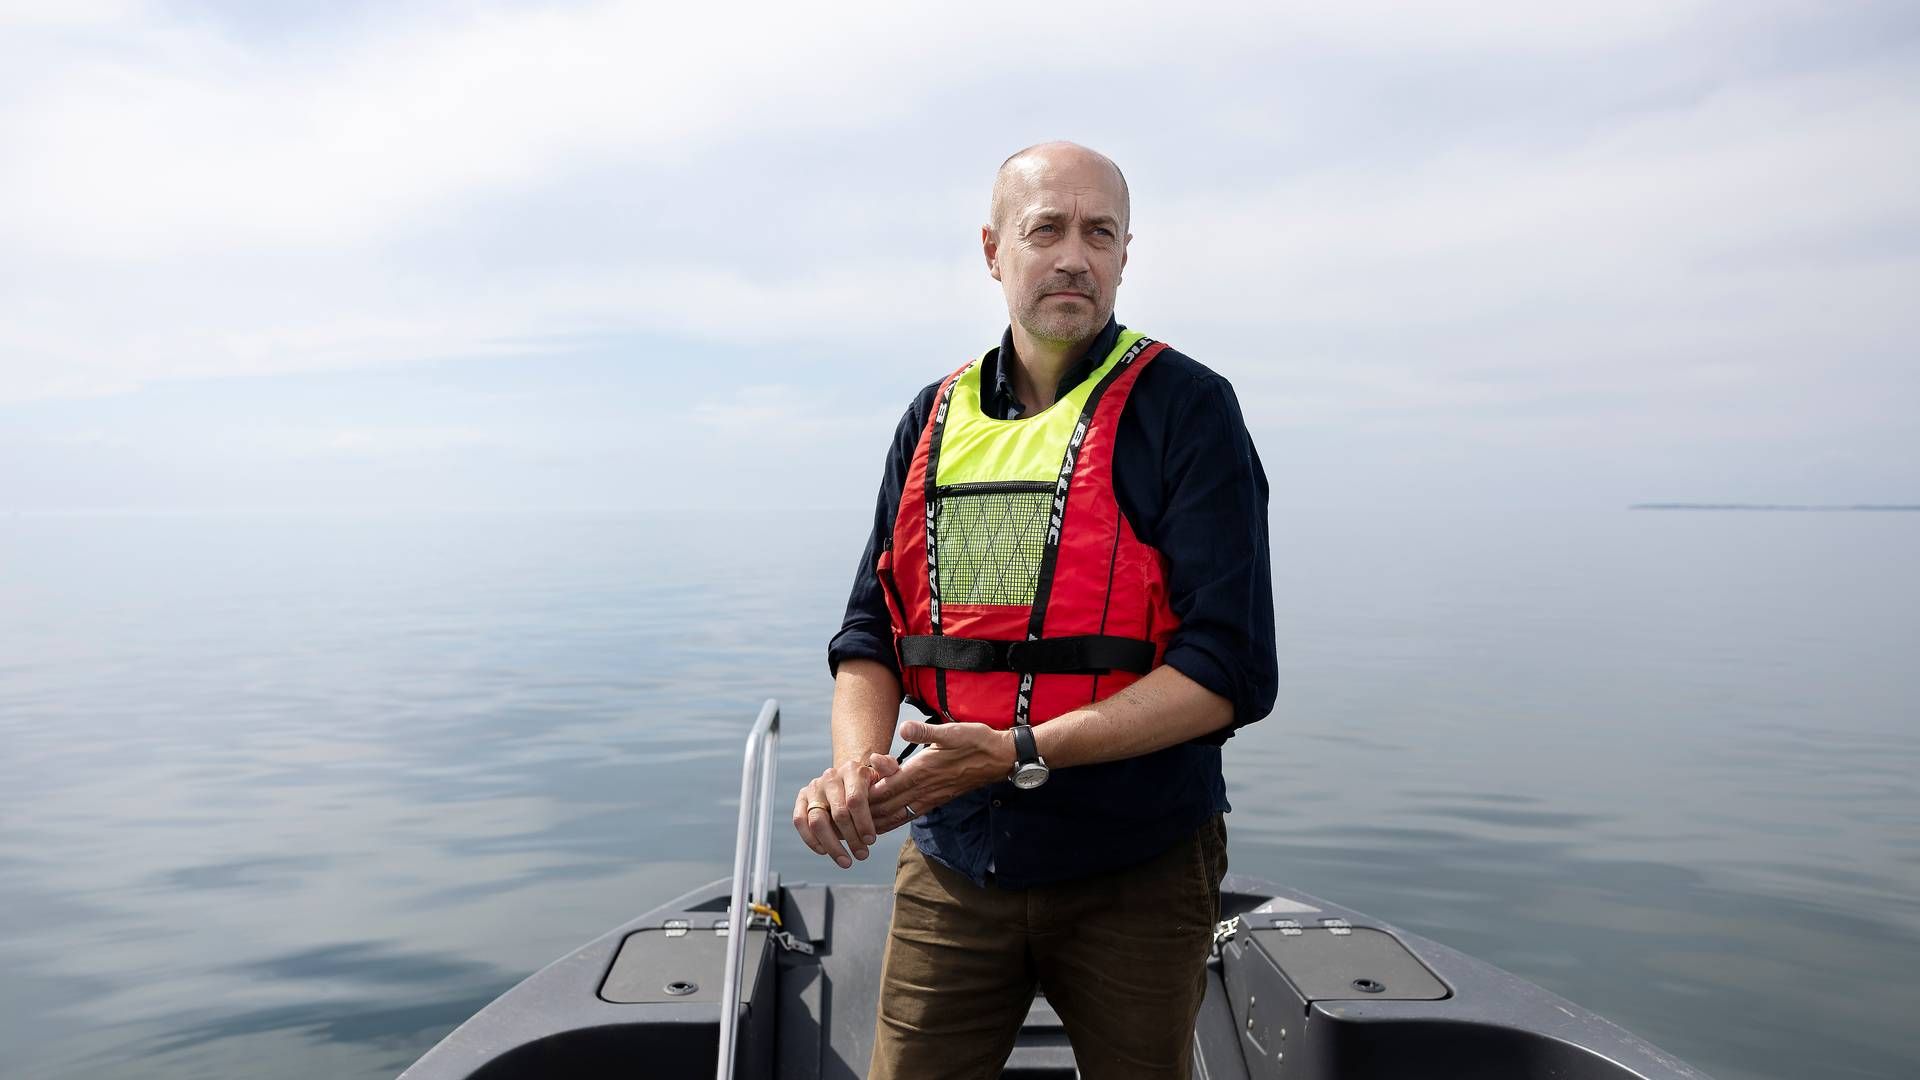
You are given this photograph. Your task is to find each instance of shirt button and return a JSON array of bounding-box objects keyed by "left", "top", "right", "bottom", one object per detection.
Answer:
[{"left": 991, "top": 799, "right": 1004, "bottom": 808}]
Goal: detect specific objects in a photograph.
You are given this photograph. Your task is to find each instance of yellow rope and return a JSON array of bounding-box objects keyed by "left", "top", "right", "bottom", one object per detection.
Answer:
[{"left": 748, "top": 902, "right": 782, "bottom": 927}]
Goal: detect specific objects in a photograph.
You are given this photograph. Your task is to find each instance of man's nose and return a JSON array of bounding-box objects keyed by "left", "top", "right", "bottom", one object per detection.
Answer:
[{"left": 1052, "top": 232, "right": 1091, "bottom": 275}]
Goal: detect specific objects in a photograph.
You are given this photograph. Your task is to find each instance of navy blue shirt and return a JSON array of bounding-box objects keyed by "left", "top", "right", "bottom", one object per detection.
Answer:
[{"left": 828, "top": 317, "right": 1277, "bottom": 887}]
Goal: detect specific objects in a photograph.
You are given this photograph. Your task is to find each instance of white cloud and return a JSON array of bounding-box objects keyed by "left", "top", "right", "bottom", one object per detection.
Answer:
[
  {"left": 1132, "top": 58, "right": 1920, "bottom": 444},
  {"left": 295, "top": 425, "right": 502, "bottom": 458},
  {"left": 0, "top": 0, "right": 1726, "bottom": 261},
  {"left": 0, "top": 0, "right": 1913, "bottom": 512},
  {"left": 0, "top": 0, "right": 143, "bottom": 27},
  {"left": 3, "top": 1, "right": 930, "bottom": 255}
]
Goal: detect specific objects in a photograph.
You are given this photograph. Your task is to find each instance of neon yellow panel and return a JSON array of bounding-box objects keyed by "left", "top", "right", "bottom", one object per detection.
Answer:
[{"left": 934, "top": 330, "right": 1147, "bottom": 487}]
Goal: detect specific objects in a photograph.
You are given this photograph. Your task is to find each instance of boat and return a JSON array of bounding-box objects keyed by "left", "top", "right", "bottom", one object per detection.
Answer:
[{"left": 401, "top": 702, "right": 1708, "bottom": 1079}]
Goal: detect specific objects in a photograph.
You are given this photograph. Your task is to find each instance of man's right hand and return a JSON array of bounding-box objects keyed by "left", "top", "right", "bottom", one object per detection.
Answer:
[{"left": 792, "top": 753, "right": 905, "bottom": 869}]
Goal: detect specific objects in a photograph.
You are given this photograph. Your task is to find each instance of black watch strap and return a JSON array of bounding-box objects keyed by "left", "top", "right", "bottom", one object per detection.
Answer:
[{"left": 1012, "top": 723, "right": 1039, "bottom": 765}]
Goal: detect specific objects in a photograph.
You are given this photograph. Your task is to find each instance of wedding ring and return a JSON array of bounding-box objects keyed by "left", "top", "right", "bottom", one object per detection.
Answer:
[
  {"left": 807, "top": 803, "right": 829, "bottom": 814},
  {"left": 903, "top": 804, "right": 917, "bottom": 819}
]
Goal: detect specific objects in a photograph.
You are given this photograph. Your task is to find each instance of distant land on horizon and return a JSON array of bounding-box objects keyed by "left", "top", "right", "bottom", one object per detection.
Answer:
[{"left": 1630, "top": 503, "right": 1920, "bottom": 512}]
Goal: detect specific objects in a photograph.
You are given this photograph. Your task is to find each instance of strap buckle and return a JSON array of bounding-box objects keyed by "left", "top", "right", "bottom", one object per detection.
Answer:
[{"left": 1000, "top": 639, "right": 1033, "bottom": 671}]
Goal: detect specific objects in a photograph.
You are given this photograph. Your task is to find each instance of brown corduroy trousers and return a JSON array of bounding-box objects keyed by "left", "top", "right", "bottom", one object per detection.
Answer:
[{"left": 868, "top": 815, "right": 1228, "bottom": 1080}]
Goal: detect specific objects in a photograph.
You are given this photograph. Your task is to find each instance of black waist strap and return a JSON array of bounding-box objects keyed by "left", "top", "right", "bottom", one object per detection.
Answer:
[{"left": 897, "top": 634, "right": 1156, "bottom": 675}]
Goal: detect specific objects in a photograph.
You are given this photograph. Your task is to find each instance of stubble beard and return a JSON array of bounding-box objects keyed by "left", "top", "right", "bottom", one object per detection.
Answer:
[{"left": 1014, "top": 281, "right": 1107, "bottom": 347}]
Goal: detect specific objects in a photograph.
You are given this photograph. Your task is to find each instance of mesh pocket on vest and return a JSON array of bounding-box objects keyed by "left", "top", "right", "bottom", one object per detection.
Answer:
[{"left": 932, "top": 483, "right": 1052, "bottom": 606}]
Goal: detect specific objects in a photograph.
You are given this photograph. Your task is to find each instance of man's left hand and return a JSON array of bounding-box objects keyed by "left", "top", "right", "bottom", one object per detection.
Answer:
[{"left": 868, "top": 720, "right": 1016, "bottom": 826}]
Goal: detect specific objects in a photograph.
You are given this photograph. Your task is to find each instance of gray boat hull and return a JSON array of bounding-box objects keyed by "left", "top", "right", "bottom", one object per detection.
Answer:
[{"left": 401, "top": 873, "right": 1707, "bottom": 1079}]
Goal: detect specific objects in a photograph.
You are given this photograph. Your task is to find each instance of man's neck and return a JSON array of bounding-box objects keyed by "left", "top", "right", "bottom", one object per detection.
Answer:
[{"left": 1005, "top": 324, "right": 1097, "bottom": 413}]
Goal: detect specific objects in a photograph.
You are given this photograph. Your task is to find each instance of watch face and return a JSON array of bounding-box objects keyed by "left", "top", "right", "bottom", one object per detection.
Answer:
[{"left": 1011, "top": 762, "right": 1050, "bottom": 790}]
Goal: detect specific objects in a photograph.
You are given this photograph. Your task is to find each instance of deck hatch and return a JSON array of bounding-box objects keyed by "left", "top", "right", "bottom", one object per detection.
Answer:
[
  {"left": 1249, "top": 927, "right": 1450, "bottom": 1002},
  {"left": 599, "top": 927, "right": 769, "bottom": 1004}
]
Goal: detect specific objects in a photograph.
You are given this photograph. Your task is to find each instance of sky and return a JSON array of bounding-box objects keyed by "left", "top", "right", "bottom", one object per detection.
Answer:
[{"left": 1, "top": 0, "right": 1916, "bottom": 513}]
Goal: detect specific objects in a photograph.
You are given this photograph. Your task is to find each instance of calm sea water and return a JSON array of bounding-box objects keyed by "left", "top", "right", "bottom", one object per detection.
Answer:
[{"left": 0, "top": 507, "right": 1915, "bottom": 1079}]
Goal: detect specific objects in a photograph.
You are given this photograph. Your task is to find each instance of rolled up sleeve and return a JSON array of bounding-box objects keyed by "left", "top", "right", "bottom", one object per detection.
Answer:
[
  {"left": 1155, "top": 374, "right": 1277, "bottom": 741},
  {"left": 826, "top": 527, "right": 897, "bottom": 679}
]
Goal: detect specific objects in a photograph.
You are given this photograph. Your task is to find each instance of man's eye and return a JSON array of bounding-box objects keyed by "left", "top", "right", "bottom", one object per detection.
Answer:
[
  {"left": 1031, "top": 224, "right": 1056, "bottom": 235},
  {"left": 1092, "top": 227, "right": 1113, "bottom": 238}
]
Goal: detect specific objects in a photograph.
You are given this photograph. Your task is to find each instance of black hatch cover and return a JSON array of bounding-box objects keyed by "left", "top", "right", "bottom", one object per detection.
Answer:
[{"left": 1249, "top": 927, "right": 1450, "bottom": 1001}]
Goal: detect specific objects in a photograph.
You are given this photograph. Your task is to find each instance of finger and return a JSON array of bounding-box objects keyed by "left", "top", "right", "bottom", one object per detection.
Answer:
[
  {"left": 822, "top": 769, "right": 868, "bottom": 863},
  {"left": 869, "top": 760, "right": 913, "bottom": 807},
  {"left": 808, "top": 769, "right": 851, "bottom": 867},
  {"left": 868, "top": 774, "right": 915, "bottom": 819},
  {"left": 897, "top": 719, "right": 938, "bottom": 745},
  {"left": 871, "top": 803, "right": 912, "bottom": 836},
  {"left": 840, "top": 761, "right": 878, "bottom": 849},
  {"left": 802, "top": 780, "right": 844, "bottom": 861},
  {"left": 792, "top": 787, "right": 827, "bottom": 856},
  {"left": 855, "top": 760, "right": 893, "bottom": 834}
]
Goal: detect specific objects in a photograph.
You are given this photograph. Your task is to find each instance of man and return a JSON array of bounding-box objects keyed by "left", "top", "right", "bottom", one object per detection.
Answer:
[{"left": 793, "top": 141, "right": 1276, "bottom": 1079}]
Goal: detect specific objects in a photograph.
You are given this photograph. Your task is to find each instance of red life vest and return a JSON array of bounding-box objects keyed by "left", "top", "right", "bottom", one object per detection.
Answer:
[{"left": 875, "top": 332, "right": 1180, "bottom": 729}]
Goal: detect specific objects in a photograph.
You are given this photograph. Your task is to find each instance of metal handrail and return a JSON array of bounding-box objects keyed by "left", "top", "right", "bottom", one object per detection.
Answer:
[{"left": 716, "top": 698, "right": 780, "bottom": 1080}]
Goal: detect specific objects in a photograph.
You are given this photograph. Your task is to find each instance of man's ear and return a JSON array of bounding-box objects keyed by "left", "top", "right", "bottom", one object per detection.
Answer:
[{"left": 982, "top": 224, "right": 1001, "bottom": 282}]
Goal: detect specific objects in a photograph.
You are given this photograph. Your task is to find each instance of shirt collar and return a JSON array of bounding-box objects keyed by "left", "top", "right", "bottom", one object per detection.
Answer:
[{"left": 985, "top": 316, "right": 1123, "bottom": 420}]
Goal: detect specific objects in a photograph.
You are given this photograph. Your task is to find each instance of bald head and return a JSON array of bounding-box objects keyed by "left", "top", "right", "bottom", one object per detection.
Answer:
[
  {"left": 981, "top": 141, "right": 1132, "bottom": 350},
  {"left": 989, "top": 141, "right": 1130, "bottom": 235}
]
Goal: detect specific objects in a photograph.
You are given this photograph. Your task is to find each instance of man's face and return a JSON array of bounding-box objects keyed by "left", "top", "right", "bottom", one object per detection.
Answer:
[{"left": 984, "top": 151, "right": 1130, "bottom": 347}]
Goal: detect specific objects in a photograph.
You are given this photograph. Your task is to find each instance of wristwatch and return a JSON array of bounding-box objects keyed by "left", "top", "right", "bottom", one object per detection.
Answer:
[{"left": 1008, "top": 724, "right": 1050, "bottom": 789}]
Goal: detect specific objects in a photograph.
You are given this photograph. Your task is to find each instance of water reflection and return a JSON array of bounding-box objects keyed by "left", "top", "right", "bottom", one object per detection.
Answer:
[
  {"left": 152, "top": 855, "right": 330, "bottom": 894},
  {"left": 133, "top": 991, "right": 510, "bottom": 1065}
]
